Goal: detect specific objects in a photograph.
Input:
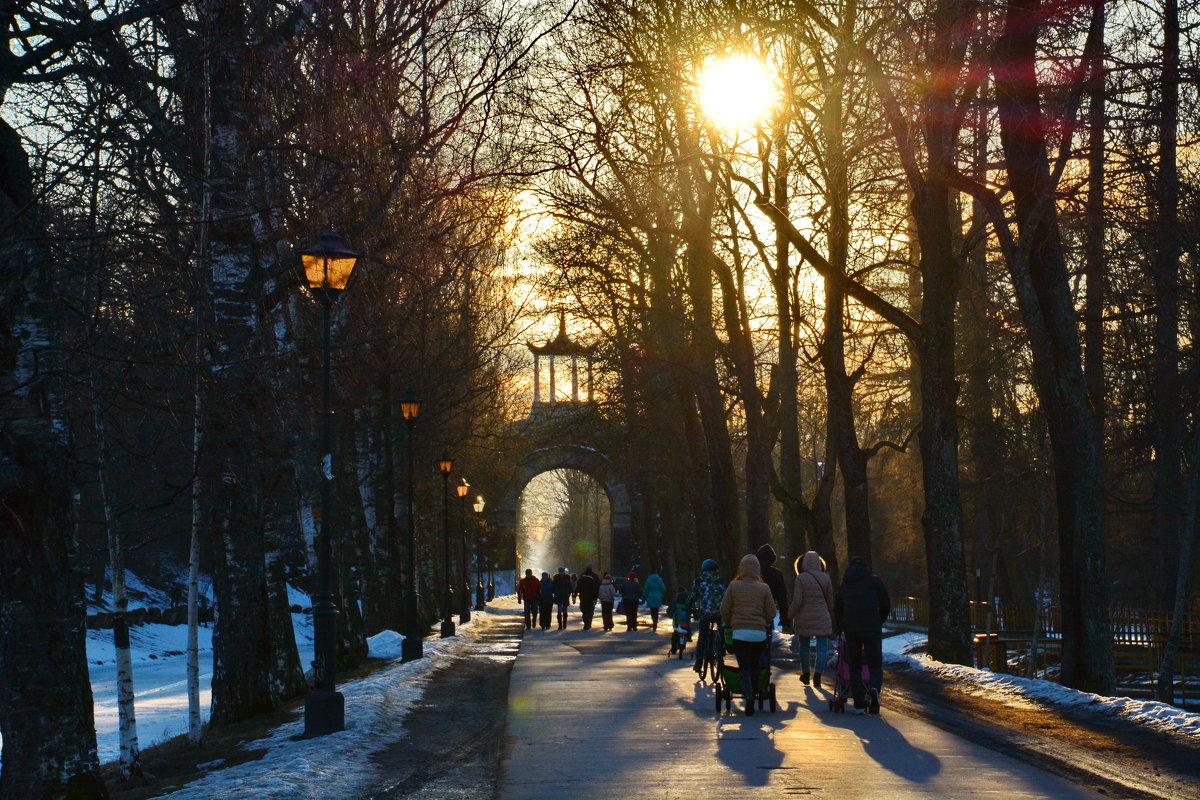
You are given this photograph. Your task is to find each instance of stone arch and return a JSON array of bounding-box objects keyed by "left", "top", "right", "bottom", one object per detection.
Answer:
[{"left": 495, "top": 444, "right": 635, "bottom": 575}]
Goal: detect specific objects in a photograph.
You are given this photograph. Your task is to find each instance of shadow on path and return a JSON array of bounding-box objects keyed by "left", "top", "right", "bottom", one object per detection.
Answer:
[{"left": 814, "top": 689, "right": 942, "bottom": 784}]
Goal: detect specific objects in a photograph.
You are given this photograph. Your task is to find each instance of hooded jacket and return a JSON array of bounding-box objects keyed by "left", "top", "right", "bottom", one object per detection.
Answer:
[
  {"left": 720, "top": 554, "right": 775, "bottom": 632},
  {"left": 788, "top": 551, "right": 834, "bottom": 637},
  {"left": 834, "top": 560, "right": 891, "bottom": 633},
  {"left": 688, "top": 561, "right": 724, "bottom": 620},
  {"left": 576, "top": 569, "right": 600, "bottom": 604},
  {"left": 756, "top": 544, "right": 789, "bottom": 623},
  {"left": 642, "top": 572, "right": 667, "bottom": 607},
  {"left": 598, "top": 575, "right": 617, "bottom": 603},
  {"left": 538, "top": 574, "right": 555, "bottom": 606}
]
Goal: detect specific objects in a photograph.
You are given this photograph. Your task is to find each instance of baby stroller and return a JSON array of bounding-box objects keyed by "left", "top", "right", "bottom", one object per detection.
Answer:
[
  {"left": 828, "top": 633, "right": 873, "bottom": 713},
  {"left": 715, "top": 626, "right": 777, "bottom": 715}
]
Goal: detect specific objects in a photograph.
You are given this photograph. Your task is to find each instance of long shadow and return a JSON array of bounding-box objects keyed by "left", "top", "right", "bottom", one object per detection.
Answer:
[
  {"left": 714, "top": 717, "right": 786, "bottom": 787},
  {"left": 816, "top": 693, "right": 942, "bottom": 784}
]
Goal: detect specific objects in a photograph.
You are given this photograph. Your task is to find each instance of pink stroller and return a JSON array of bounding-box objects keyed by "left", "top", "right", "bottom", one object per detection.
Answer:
[{"left": 827, "top": 633, "right": 872, "bottom": 713}]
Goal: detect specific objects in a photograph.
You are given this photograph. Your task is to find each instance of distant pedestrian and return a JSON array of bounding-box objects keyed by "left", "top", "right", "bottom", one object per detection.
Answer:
[
  {"left": 598, "top": 572, "right": 617, "bottom": 631},
  {"left": 834, "top": 556, "right": 891, "bottom": 714},
  {"left": 669, "top": 589, "right": 690, "bottom": 655},
  {"left": 720, "top": 554, "right": 775, "bottom": 716},
  {"left": 552, "top": 567, "right": 573, "bottom": 629},
  {"left": 788, "top": 550, "right": 834, "bottom": 688},
  {"left": 643, "top": 567, "right": 667, "bottom": 631},
  {"left": 538, "top": 571, "right": 555, "bottom": 631},
  {"left": 576, "top": 565, "right": 600, "bottom": 630},
  {"left": 621, "top": 571, "right": 642, "bottom": 631},
  {"left": 570, "top": 572, "right": 579, "bottom": 604},
  {"left": 517, "top": 569, "right": 541, "bottom": 630},
  {"left": 756, "top": 544, "right": 789, "bottom": 630}
]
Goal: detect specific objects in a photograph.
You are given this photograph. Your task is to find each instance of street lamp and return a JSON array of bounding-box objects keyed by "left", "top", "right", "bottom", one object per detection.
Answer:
[
  {"left": 400, "top": 390, "right": 423, "bottom": 662},
  {"left": 473, "top": 496, "right": 486, "bottom": 610},
  {"left": 438, "top": 456, "right": 455, "bottom": 637},
  {"left": 456, "top": 479, "right": 471, "bottom": 624},
  {"left": 299, "top": 229, "right": 359, "bottom": 737}
]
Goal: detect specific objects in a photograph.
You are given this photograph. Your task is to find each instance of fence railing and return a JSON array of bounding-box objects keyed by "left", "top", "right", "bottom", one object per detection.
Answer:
[{"left": 888, "top": 597, "right": 1200, "bottom": 648}]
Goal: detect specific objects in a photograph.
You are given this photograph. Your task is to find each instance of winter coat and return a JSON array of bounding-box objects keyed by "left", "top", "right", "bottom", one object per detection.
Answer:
[
  {"left": 539, "top": 576, "right": 555, "bottom": 606},
  {"left": 576, "top": 571, "right": 600, "bottom": 604},
  {"left": 756, "top": 544, "right": 790, "bottom": 624},
  {"left": 598, "top": 577, "right": 617, "bottom": 603},
  {"left": 518, "top": 575, "right": 541, "bottom": 603},
  {"left": 552, "top": 572, "right": 573, "bottom": 603},
  {"left": 834, "top": 561, "right": 891, "bottom": 634},
  {"left": 788, "top": 551, "right": 834, "bottom": 637},
  {"left": 621, "top": 579, "right": 641, "bottom": 604},
  {"left": 688, "top": 565, "right": 725, "bottom": 620},
  {"left": 643, "top": 573, "right": 667, "bottom": 607},
  {"left": 720, "top": 554, "right": 775, "bottom": 632}
]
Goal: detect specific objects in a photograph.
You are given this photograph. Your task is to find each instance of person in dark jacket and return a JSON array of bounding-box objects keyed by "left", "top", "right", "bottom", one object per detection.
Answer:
[
  {"left": 517, "top": 568, "right": 541, "bottom": 630},
  {"left": 552, "top": 567, "right": 574, "bottom": 629},
  {"left": 598, "top": 572, "right": 617, "bottom": 631},
  {"left": 834, "top": 556, "right": 891, "bottom": 714},
  {"left": 538, "top": 571, "right": 555, "bottom": 631},
  {"left": 756, "top": 544, "right": 789, "bottom": 630},
  {"left": 576, "top": 565, "right": 600, "bottom": 629},
  {"left": 620, "top": 571, "right": 642, "bottom": 631}
]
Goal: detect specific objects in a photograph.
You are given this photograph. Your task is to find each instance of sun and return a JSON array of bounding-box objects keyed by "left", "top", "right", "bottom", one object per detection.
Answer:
[{"left": 697, "top": 54, "right": 774, "bottom": 130}]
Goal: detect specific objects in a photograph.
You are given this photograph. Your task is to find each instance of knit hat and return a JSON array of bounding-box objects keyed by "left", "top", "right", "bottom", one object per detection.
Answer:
[
  {"left": 627, "top": 571, "right": 637, "bottom": 581},
  {"left": 700, "top": 558, "right": 718, "bottom": 572}
]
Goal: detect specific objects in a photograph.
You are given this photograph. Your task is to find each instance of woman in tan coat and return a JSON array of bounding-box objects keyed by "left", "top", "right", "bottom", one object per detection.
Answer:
[
  {"left": 788, "top": 550, "right": 834, "bottom": 687},
  {"left": 720, "top": 554, "right": 776, "bottom": 715}
]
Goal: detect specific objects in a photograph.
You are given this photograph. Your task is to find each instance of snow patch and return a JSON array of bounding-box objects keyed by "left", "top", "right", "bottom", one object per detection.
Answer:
[{"left": 882, "top": 630, "right": 1200, "bottom": 739}]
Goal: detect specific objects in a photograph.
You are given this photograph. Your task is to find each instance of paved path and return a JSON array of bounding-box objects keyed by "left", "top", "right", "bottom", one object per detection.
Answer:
[{"left": 497, "top": 626, "right": 1105, "bottom": 799}]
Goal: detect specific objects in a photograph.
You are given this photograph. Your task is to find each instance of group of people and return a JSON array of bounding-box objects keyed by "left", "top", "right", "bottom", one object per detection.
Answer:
[
  {"left": 516, "top": 565, "right": 669, "bottom": 632},
  {"left": 514, "top": 546, "right": 891, "bottom": 718},
  {"left": 707, "top": 545, "right": 891, "bottom": 716}
]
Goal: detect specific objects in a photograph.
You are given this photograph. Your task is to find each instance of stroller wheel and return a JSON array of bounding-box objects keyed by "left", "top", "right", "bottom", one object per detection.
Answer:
[{"left": 715, "top": 688, "right": 723, "bottom": 716}]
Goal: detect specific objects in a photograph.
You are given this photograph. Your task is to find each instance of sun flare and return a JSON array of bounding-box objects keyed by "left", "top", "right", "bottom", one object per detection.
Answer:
[{"left": 697, "top": 54, "right": 774, "bottom": 130}]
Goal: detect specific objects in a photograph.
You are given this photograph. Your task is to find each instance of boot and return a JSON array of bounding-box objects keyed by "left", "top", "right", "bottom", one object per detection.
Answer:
[
  {"left": 813, "top": 672, "right": 822, "bottom": 689},
  {"left": 800, "top": 672, "right": 810, "bottom": 685}
]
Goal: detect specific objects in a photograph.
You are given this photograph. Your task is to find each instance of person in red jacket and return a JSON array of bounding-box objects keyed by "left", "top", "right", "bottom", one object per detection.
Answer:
[{"left": 517, "top": 569, "right": 541, "bottom": 630}]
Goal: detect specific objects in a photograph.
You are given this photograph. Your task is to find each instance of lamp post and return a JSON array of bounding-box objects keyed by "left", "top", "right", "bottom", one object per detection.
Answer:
[
  {"left": 299, "top": 229, "right": 359, "bottom": 737},
  {"left": 400, "top": 390, "right": 423, "bottom": 662},
  {"left": 438, "top": 456, "right": 455, "bottom": 637},
  {"left": 473, "top": 496, "right": 486, "bottom": 610},
  {"left": 456, "top": 479, "right": 471, "bottom": 624}
]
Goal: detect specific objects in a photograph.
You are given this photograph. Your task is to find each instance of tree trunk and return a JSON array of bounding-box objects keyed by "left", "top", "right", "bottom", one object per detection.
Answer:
[
  {"left": 993, "top": 0, "right": 1114, "bottom": 693},
  {"left": 93, "top": 376, "right": 142, "bottom": 781},
  {"left": 0, "top": 424, "right": 108, "bottom": 800},
  {"left": 1151, "top": 0, "right": 1182, "bottom": 609}
]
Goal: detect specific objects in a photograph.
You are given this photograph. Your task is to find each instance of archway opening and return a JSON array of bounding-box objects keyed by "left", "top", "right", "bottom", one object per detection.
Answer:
[{"left": 516, "top": 468, "right": 611, "bottom": 577}]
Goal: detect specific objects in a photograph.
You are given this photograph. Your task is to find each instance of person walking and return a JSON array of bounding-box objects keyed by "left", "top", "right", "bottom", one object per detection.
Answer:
[
  {"left": 538, "top": 571, "right": 555, "bottom": 631},
  {"left": 834, "top": 556, "right": 891, "bottom": 714},
  {"left": 668, "top": 589, "right": 691, "bottom": 655},
  {"left": 756, "top": 544, "right": 789, "bottom": 631},
  {"left": 576, "top": 565, "right": 600, "bottom": 630},
  {"left": 642, "top": 567, "right": 667, "bottom": 631},
  {"left": 552, "top": 566, "right": 573, "bottom": 630},
  {"left": 570, "top": 572, "right": 579, "bottom": 604},
  {"left": 598, "top": 572, "right": 617, "bottom": 631},
  {"left": 517, "top": 568, "right": 541, "bottom": 630},
  {"left": 620, "top": 571, "right": 642, "bottom": 631},
  {"left": 788, "top": 550, "right": 834, "bottom": 687},
  {"left": 720, "top": 554, "right": 775, "bottom": 716}
]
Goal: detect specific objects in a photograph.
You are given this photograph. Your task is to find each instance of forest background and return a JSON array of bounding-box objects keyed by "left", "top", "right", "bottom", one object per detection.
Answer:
[{"left": 0, "top": 0, "right": 1197, "bottom": 796}]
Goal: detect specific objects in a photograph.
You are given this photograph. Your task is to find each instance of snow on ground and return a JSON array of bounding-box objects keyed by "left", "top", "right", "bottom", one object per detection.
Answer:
[
  {"left": 0, "top": 576, "right": 317, "bottom": 772},
  {"left": 153, "top": 604, "right": 516, "bottom": 800},
  {"left": 881, "top": 629, "right": 1200, "bottom": 740}
]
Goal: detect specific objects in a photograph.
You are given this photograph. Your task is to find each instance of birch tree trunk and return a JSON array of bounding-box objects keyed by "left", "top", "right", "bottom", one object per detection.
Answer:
[{"left": 92, "top": 375, "right": 142, "bottom": 780}]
